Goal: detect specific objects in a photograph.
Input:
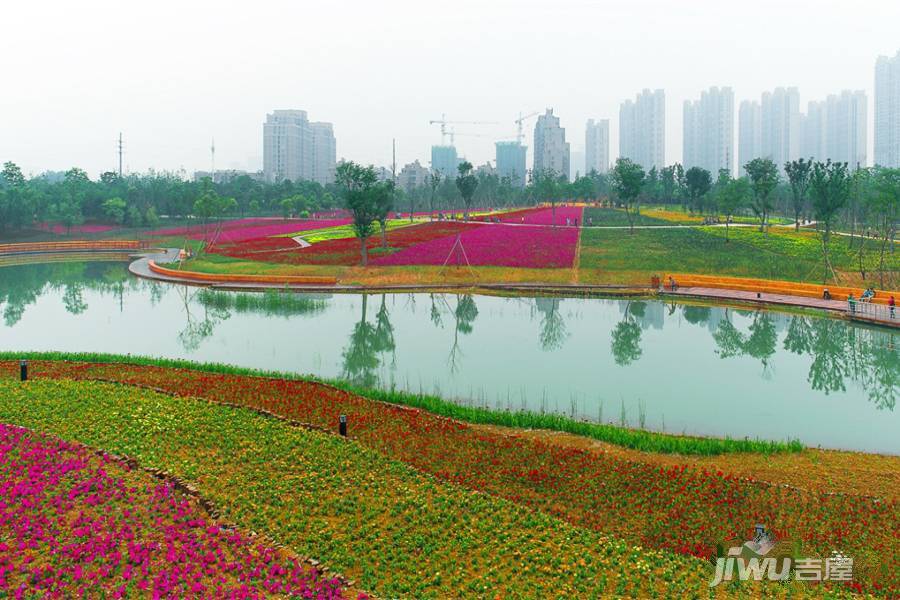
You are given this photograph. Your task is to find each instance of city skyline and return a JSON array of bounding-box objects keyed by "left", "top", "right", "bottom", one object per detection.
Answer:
[{"left": 2, "top": 1, "right": 899, "bottom": 178}]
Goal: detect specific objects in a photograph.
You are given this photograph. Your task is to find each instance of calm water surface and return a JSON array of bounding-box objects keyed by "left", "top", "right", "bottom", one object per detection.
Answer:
[{"left": 1, "top": 261, "right": 897, "bottom": 453}]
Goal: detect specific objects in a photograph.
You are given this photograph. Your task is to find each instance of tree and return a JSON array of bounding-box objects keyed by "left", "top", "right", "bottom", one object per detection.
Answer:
[
  {"left": 336, "top": 161, "right": 381, "bottom": 266},
  {"left": 717, "top": 176, "right": 750, "bottom": 242},
  {"left": 455, "top": 161, "right": 478, "bottom": 221},
  {"left": 809, "top": 159, "right": 851, "bottom": 282},
  {"left": 744, "top": 158, "right": 779, "bottom": 233},
  {"left": 102, "top": 197, "right": 126, "bottom": 225},
  {"left": 644, "top": 166, "right": 660, "bottom": 204},
  {"left": 374, "top": 179, "right": 395, "bottom": 249},
  {"left": 0, "top": 161, "right": 33, "bottom": 231},
  {"left": 871, "top": 167, "right": 900, "bottom": 287},
  {"left": 426, "top": 172, "right": 441, "bottom": 218},
  {"left": 532, "top": 168, "right": 563, "bottom": 226},
  {"left": 784, "top": 158, "right": 813, "bottom": 231},
  {"left": 684, "top": 167, "right": 712, "bottom": 214},
  {"left": 280, "top": 197, "right": 294, "bottom": 219},
  {"left": 610, "top": 158, "right": 646, "bottom": 234}
]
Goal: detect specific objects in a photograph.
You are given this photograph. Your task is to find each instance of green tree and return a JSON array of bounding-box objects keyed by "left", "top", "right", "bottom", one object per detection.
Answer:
[
  {"left": 610, "top": 158, "right": 646, "bottom": 234},
  {"left": 684, "top": 167, "right": 712, "bottom": 214},
  {"left": 717, "top": 176, "right": 750, "bottom": 242},
  {"left": 871, "top": 167, "right": 900, "bottom": 287},
  {"left": 280, "top": 197, "right": 294, "bottom": 219},
  {"left": 784, "top": 158, "right": 813, "bottom": 231},
  {"left": 102, "top": 197, "right": 126, "bottom": 225},
  {"left": 455, "top": 161, "right": 479, "bottom": 221},
  {"left": 809, "top": 159, "right": 851, "bottom": 282},
  {"left": 336, "top": 161, "right": 381, "bottom": 266},
  {"left": 427, "top": 172, "right": 441, "bottom": 217},
  {"left": 0, "top": 161, "right": 33, "bottom": 231},
  {"left": 374, "top": 179, "right": 395, "bottom": 249},
  {"left": 744, "top": 158, "right": 779, "bottom": 233}
]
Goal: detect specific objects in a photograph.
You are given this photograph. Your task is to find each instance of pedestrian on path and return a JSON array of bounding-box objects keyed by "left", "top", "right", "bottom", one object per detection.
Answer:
[
  {"left": 848, "top": 294, "right": 856, "bottom": 314},
  {"left": 890, "top": 295, "right": 896, "bottom": 319}
]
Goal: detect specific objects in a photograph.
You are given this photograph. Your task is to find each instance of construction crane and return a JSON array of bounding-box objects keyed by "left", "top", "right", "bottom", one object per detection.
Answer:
[
  {"left": 429, "top": 114, "right": 498, "bottom": 145},
  {"left": 514, "top": 111, "right": 541, "bottom": 144}
]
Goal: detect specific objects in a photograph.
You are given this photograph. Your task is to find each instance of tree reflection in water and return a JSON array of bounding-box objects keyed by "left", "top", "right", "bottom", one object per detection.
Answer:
[
  {"left": 341, "top": 294, "right": 398, "bottom": 387},
  {"left": 534, "top": 297, "right": 568, "bottom": 351},
  {"left": 610, "top": 301, "right": 642, "bottom": 366}
]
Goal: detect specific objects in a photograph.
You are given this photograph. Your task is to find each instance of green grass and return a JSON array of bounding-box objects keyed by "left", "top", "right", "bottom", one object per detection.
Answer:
[
  {"left": 583, "top": 207, "right": 672, "bottom": 227},
  {"left": 0, "top": 378, "right": 727, "bottom": 598},
  {"left": 580, "top": 225, "right": 899, "bottom": 285},
  {"left": 278, "top": 219, "right": 415, "bottom": 243},
  {"left": 0, "top": 351, "right": 804, "bottom": 455}
]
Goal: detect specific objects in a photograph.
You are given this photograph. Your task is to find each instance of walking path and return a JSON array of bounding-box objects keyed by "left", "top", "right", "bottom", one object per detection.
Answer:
[{"left": 669, "top": 286, "right": 899, "bottom": 329}]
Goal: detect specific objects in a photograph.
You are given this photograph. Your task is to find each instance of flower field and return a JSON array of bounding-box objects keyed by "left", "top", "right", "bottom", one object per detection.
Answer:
[
  {"left": 215, "top": 222, "right": 472, "bottom": 265},
  {"left": 0, "top": 422, "right": 350, "bottom": 598},
  {"left": 371, "top": 222, "right": 580, "bottom": 268},
  {"left": 495, "top": 205, "right": 584, "bottom": 226},
  {"left": 2, "top": 359, "right": 895, "bottom": 596},
  {"left": 0, "top": 378, "right": 759, "bottom": 599}
]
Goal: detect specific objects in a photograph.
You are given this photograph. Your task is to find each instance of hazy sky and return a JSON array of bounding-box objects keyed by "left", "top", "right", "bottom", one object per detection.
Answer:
[{"left": 2, "top": 0, "right": 898, "bottom": 178}]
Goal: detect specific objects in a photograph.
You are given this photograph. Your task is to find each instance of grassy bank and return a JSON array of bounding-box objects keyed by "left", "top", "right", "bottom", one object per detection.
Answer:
[{"left": 0, "top": 351, "right": 801, "bottom": 455}]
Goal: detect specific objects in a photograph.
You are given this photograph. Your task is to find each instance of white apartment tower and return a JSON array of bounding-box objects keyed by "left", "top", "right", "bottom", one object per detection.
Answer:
[
  {"left": 585, "top": 119, "right": 610, "bottom": 174},
  {"left": 619, "top": 89, "right": 665, "bottom": 171},
  {"left": 263, "top": 110, "right": 336, "bottom": 184},
  {"left": 738, "top": 100, "right": 761, "bottom": 176},
  {"left": 533, "top": 109, "right": 570, "bottom": 179},
  {"left": 875, "top": 50, "right": 900, "bottom": 167},
  {"left": 800, "top": 100, "right": 827, "bottom": 160},
  {"left": 800, "top": 91, "right": 867, "bottom": 167},
  {"left": 760, "top": 87, "right": 801, "bottom": 171},
  {"left": 682, "top": 87, "right": 734, "bottom": 175},
  {"left": 826, "top": 91, "right": 867, "bottom": 168}
]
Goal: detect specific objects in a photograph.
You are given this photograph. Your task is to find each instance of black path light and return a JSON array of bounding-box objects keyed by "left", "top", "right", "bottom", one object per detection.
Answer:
[
  {"left": 20, "top": 360, "right": 28, "bottom": 382},
  {"left": 339, "top": 414, "right": 347, "bottom": 437}
]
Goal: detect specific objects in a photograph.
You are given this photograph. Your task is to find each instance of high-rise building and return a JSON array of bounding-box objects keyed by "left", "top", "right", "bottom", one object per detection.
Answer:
[
  {"left": 800, "top": 100, "right": 827, "bottom": 160},
  {"left": 738, "top": 100, "right": 761, "bottom": 176},
  {"left": 584, "top": 119, "right": 610, "bottom": 174},
  {"left": 875, "top": 50, "right": 900, "bottom": 167},
  {"left": 760, "top": 87, "right": 801, "bottom": 171},
  {"left": 533, "top": 109, "right": 570, "bottom": 178},
  {"left": 495, "top": 141, "right": 527, "bottom": 186},
  {"left": 619, "top": 89, "right": 665, "bottom": 171},
  {"left": 682, "top": 87, "right": 734, "bottom": 175},
  {"left": 263, "top": 110, "right": 335, "bottom": 184},
  {"left": 398, "top": 160, "right": 430, "bottom": 192},
  {"left": 310, "top": 122, "right": 336, "bottom": 184},
  {"left": 431, "top": 145, "right": 459, "bottom": 179},
  {"left": 800, "top": 91, "right": 867, "bottom": 167},
  {"left": 826, "top": 91, "right": 867, "bottom": 167}
]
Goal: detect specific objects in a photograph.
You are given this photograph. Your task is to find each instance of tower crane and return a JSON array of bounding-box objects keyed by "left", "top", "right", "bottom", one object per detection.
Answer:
[
  {"left": 429, "top": 114, "right": 498, "bottom": 145},
  {"left": 514, "top": 111, "right": 541, "bottom": 144}
]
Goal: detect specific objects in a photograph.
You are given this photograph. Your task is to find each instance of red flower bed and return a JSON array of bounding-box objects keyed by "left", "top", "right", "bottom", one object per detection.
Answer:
[
  {"left": 6, "top": 361, "right": 895, "bottom": 596},
  {"left": 371, "top": 222, "right": 579, "bottom": 268},
  {"left": 496, "top": 206, "right": 584, "bottom": 226},
  {"left": 221, "top": 222, "right": 471, "bottom": 265},
  {"left": 0, "top": 422, "right": 348, "bottom": 598}
]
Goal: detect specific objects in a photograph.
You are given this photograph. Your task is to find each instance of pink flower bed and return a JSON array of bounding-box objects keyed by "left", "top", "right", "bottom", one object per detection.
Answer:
[
  {"left": 204, "top": 219, "right": 351, "bottom": 245},
  {"left": 497, "top": 206, "right": 584, "bottom": 226},
  {"left": 0, "top": 423, "right": 349, "bottom": 598},
  {"left": 36, "top": 222, "right": 117, "bottom": 235},
  {"left": 371, "top": 222, "right": 579, "bottom": 268},
  {"left": 148, "top": 218, "right": 279, "bottom": 237}
]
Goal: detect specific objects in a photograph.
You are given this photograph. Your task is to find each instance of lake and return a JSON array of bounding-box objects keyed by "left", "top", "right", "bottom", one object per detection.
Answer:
[{"left": 1, "top": 260, "right": 897, "bottom": 453}]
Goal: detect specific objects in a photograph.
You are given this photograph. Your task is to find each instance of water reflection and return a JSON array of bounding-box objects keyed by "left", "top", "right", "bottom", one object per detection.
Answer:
[
  {"left": 611, "top": 301, "right": 643, "bottom": 366},
  {"left": 1, "top": 262, "right": 897, "bottom": 422}
]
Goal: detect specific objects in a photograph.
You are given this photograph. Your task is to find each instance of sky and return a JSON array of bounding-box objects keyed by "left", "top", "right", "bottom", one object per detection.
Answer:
[{"left": 2, "top": 0, "right": 899, "bottom": 178}]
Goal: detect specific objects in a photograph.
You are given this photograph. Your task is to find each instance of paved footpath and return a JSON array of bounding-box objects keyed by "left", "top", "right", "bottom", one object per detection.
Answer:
[{"left": 669, "top": 286, "right": 899, "bottom": 329}]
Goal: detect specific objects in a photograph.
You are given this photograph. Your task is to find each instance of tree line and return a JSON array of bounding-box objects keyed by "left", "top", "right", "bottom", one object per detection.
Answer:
[{"left": 608, "top": 156, "right": 898, "bottom": 285}]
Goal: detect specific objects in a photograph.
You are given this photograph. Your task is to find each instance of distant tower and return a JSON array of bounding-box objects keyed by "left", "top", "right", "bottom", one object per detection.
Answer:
[
  {"left": 117, "top": 132, "right": 124, "bottom": 177},
  {"left": 210, "top": 138, "right": 216, "bottom": 179}
]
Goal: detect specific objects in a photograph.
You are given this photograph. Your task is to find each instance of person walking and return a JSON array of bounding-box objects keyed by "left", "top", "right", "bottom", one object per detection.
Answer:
[{"left": 890, "top": 295, "right": 896, "bottom": 319}]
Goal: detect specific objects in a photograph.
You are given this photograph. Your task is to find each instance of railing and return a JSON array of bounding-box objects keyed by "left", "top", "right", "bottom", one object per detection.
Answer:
[
  {"left": 0, "top": 240, "right": 151, "bottom": 255},
  {"left": 848, "top": 300, "right": 897, "bottom": 322}
]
